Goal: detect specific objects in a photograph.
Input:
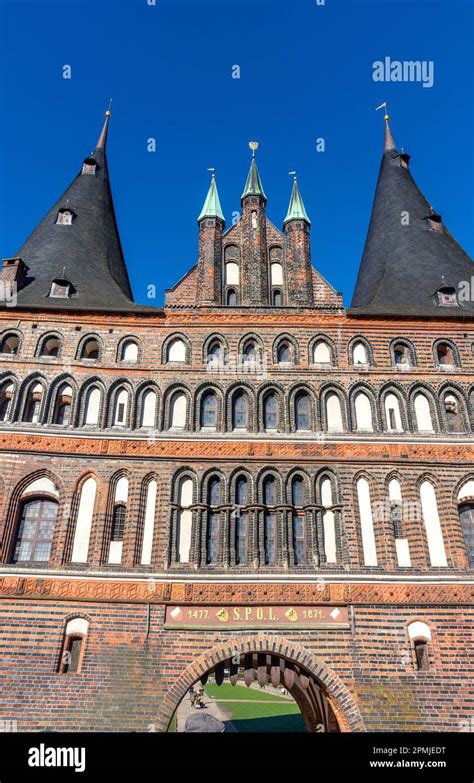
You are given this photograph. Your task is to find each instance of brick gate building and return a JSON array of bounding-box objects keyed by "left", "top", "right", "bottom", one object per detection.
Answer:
[{"left": 0, "top": 110, "right": 472, "bottom": 732}]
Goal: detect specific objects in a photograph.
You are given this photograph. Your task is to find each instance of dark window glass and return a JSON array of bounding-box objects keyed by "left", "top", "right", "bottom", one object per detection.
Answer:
[
  {"left": 295, "top": 393, "right": 311, "bottom": 430},
  {"left": 206, "top": 512, "right": 219, "bottom": 564},
  {"left": 235, "top": 512, "right": 247, "bottom": 565},
  {"left": 263, "top": 477, "right": 277, "bottom": 505},
  {"left": 277, "top": 342, "right": 290, "bottom": 363},
  {"left": 0, "top": 397, "right": 10, "bottom": 421},
  {"left": 459, "top": 502, "right": 474, "bottom": 566},
  {"left": 24, "top": 396, "right": 40, "bottom": 423},
  {"left": 437, "top": 344, "right": 453, "bottom": 365},
  {"left": 56, "top": 402, "right": 71, "bottom": 426},
  {"left": 236, "top": 477, "right": 248, "bottom": 505},
  {"left": 393, "top": 344, "right": 407, "bottom": 364},
  {"left": 390, "top": 501, "right": 402, "bottom": 538},
  {"left": 233, "top": 393, "right": 248, "bottom": 429},
  {"left": 414, "top": 640, "right": 430, "bottom": 671},
  {"left": 63, "top": 636, "right": 83, "bottom": 673},
  {"left": 111, "top": 503, "right": 126, "bottom": 542},
  {"left": 226, "top": 289, "right": 237, "bottom": 306},
  {"left": 208, "top": 478, "right": 221, "bottom": 506},
  {"left": 243, "top": 343, "right": 256, "bottom": 363},
  {"left": 388, "top": 408, "right": 396, "bottom": 430},
  {"left": 264, "top": 394, "right": 278, "bottom": 429},
  {"left": 208, "top": 342, "right": 222, "bottom": 365},
  {"left": 264, "top": 512, "right": 276, "bottom": 564},
  {"left": 201, "top": 393, "right": 217, "bottom": 427},
  {"left": 272, "top": 289, "right": 282, "bottom": 306},
  {"left": 293, "top": 514, "right": 305, "bottom": 565},
  {"left": 292, "top": 477, "right": 304, "bottom": 506},
  {"left": 12, "top": 498, "right": 58, "bottom": 563}
]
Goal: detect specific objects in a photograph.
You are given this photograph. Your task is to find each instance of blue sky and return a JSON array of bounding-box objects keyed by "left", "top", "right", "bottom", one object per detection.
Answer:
[{"left": 0, "top": 0, "right": 473, "bottom": 307}]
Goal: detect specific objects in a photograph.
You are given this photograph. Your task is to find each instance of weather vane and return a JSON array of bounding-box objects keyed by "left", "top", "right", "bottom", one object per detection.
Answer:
[
  {"left": 207, "top": 167, "right": 215, "bottom": 178},
  {"left": 375, "top": 101, "right": 389, "bottom": 121},
  {"left": 248, "top": 141, "right": 259, "bottom": 157},
  {"left": 288, "top": 170, "right": 297, "bottom": 179}
]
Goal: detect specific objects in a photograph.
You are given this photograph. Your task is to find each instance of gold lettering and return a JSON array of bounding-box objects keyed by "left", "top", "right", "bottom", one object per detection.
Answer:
[
  {"left": 245, "top": 608, "right": 252, "bottom": 621},
  {"left": 256, "top": 607, "right": 263, "bottom": 620},
  {"left": 233, "top": 608, "right": 240, "bottom": 620}
]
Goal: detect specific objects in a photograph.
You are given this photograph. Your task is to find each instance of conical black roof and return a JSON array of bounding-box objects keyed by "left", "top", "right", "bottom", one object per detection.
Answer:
[
  {"left": 8, "top": 113, "right": 146, "bottom": 312},
  {"left": 350, "top": 120, "right": 474, "bottom": 318}
]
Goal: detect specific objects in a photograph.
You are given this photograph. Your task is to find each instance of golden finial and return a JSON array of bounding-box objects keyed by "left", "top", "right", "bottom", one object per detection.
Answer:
[
  {"left": 249, "top": 141, "right": 259, "bottom": 157},
  {"left": 105, "top": 98, "right": 112, "bottom": 118}
]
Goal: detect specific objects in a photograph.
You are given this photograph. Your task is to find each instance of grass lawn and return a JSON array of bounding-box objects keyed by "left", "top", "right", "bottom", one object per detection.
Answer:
[
  {"left": 204, "top": 682, "right": 290, "bottom": 702},
  {"left": 204, "top": 682, "right": 306, "bottom": 732}
]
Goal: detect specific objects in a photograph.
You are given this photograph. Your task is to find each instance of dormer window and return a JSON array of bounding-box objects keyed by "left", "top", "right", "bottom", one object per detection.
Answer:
[
  {"left": 49, "top": 279, "right": 72, "bottom": 298},
  {"left": 400, "top": 151, "right": 410, "bottom": 169},
  {"left": 426, "top": 213, "right": 443, "bottom": 232},
  {"left": 56, "top": 209, "right": 74, "bottom": 226},
  {"left": 437, "top": 286, "right": 458, "bottom": 307},
  {"left": 82, "top": 157, "right": 97, "bottom": 176}
]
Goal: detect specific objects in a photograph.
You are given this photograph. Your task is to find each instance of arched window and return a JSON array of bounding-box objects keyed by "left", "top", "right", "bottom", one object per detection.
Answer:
[
  {"left": 444, "top": 394, "right": 463, "bottom": 432},
  {"left": 326, "top": 393, "right": 343, "bottom": 432},
  {"left": 108, "top": 477, "right": 128, "bottom": 564},
  {"left": 170, "top": 392, "right": 187, "bottom": 429},
  {"left": 384, "top": 393, "right": 402, "bottom": 432},
  {"left": 207, "top": 340, "right": 224, "bottom": 368},
  {"left": 176, "top": 476, "right": 193, "bottom": 563},
  {"left": 226, "top": 288, "right": 237, "bottom": 306},
  {"left": 270, "top": 261, "right": 284, "bottom": 286},
  {"left": 167, "top": 338, "right": 186, "bottom": 363},
  {"left": 313, "top": 340, "right": 331, "bottom": 364},
  {"left": 388, "top": 478, "right": 411, "bottom": 567},
  {"left": 233, "top": 392, "right": 249, "bottom": 430},
  {"left": 353, "top": 341, "right": 368, "bottom": 365},
  {"left": 71, "top": 477, "right": 97, "bottom": 563},
  {"left": 277, "top": 341, "right": 291, "bottom": 364},
  {"left": 201, "top": 392, "right": 217, "bottom": 428},
  {"left": 140, "top": 389, "right": 157, "bottom": 428},
  {"left": 113, "top": 389, "right": 129, "bottom": 426},
  {"left": 354, "top": 392, "right": 373, "bottom": 431},
  {"left": 263, "top": 393, "right": 278, "bottom": 430},
  {"left": 84, "top": 387, "right": 101, "bottom": 426},
  {"left": 393, "top": 342, "right": 410, "bottom": 366},
  {"left": 53, "top": 384, "right": 73, "bottom": 425},
  {"left": 59, "top": 618, "right": 89, "bottom": 674},
  {"left": 235, "top": 477, "right": 248, "bottom": 565},
  {"left": 458, "top": 502, "right": 474, "bottom": 566},
  {"left": 121, "top": 340, "right": 139, "bottom": 363},
  {"left": 23, "top": 383, "right": 43, "bottom": 423},
  {"left": 140, "top": 479, "right": 157, "bottom": 565},
  {"left": 0, "top": 382, "right": 14, "bottom": 422},
  {"left": 356, "top": 477, "right": 377, "bottom": 566},
  {"left": 263, "top": 477, "right": 277, "bottom": 565},
  {"left": 414, "top": 392, "right": 434, "bottom": 432},
  {"left": 242, "top": 341, "right": 257, "bottom": 365},
  {"left": 419, "top": 481, "right": 447, "bottom": 566},
  {"left": 39, "top": 335, "right": 60, "bottom": 357},
  {"left": 206, "top": 477, "right": 221, "bottom": 564},
  {"left": 407, "top": 621, "right": 432, "bottom": 672},
  {"left": 12, "top": 497, "right": 58, "bottom": 563},
  {"left": 225, "top": 262, "right": 239, "bottom": 285},
  {"left": 295, "top": 392, "right": 311, "bottom": 431},
  {"left": 436, "top": 342, "right": 454, "bottom": 366},
  {"left": 0, "top": 333, "right": 20, "bottom": 355},
  {"left": 291, "top": 477, "right": 305, "bottom": 565},
  {"left": 320, "top": 476, "right": 337, "bottom": 564},
  {"left": 80, "top": 337, "right": 100, "bottom": 360}
]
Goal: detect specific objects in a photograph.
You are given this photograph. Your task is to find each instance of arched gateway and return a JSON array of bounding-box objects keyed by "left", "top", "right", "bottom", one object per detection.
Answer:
[{"left": 158, "top": 635, "right": 365, "bottom": 733}]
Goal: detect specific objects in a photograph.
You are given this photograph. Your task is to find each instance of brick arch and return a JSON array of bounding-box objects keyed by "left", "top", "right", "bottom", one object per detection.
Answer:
[{"left": 157, "top": 634, "right": 365, "bottom": 733}]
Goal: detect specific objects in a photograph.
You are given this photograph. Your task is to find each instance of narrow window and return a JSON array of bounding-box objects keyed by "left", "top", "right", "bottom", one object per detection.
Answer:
[
  {"left": 235, "top": 477, "right": 248, "bottom": 565},
  {"left": 233, "top": 393, "right": 249, "bottom": 429},
  {"left": 277, "top": 342, "right": 290, "bottom": 364},
  {"left": 437, "top": 343, "right": 454, "bottom": 366},
  {"left": 111, "top": 503, "right": 126, "bottom": 542},
  {"left": 226, "top": 288, "right": 237, "bottom": 306},
  {"left": 263, "top": 393, "right": 278, "bottom": 430},
  {"left": 295, "top": 392, "right": 311, "bottom": 430},
  {"left": 291, "top": 477, "right": 305, "bottom": 565},
  {"left": 459, "top": 502, "right": 474, "bottom": 566},
  {"left": 414, "top": 640, "right": 430, "bottom": 671},
  {"left": 201, "top": 392, "right": 217, "bottom": 427},
  {"left": 263, "top": 477, "right": 277, "bottom": 565},
  {"left": 206, "top": 478, "right": 221, "bottom": 564},
  {"left": 59, "top": 618, "right": 89, "bottom": 674},
  {"left": 272, "top": 289, "right": 282, "bottom": 306}
]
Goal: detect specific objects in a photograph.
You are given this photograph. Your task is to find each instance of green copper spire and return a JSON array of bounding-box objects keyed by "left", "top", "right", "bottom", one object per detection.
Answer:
[
  {"left": 198, "top": 173, "right": 224, "bottom": 222},
  {"left": 241, "top": 145, "right": 267, "bottom": 201},
  {"left": 283, "top": 175, "right": 310, "bottom": 225}
]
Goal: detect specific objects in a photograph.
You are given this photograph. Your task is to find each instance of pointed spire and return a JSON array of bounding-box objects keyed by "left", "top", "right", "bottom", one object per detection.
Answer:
[
  {"left": 198, "top": 171, "right": 224, "bottom": 222},
  {"left": 383, "top": 111, "right": 396, "bottom": 152},
  {"left": 284, "top": 174, "right": 310, "bottom": 225},
  {"left": 241, "top": 143, "right": 267, "bottom": 201},
  {"left": 96, "top": 100, "right": 112, "bottom": 150}
]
